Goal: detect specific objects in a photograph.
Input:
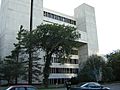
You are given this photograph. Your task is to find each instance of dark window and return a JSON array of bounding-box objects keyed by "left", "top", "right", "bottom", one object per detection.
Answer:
[
  {"left": 74, "top": 21, "right": 76, "bottom": 25},
  {"left": 51, "top": 14, "right": 54, "bottom": 19},
  {"left": 43, "top": 11, "right": 76, "bottom": 25},
  {"left": 71, "top": 50, "right": 78, "bottom": 55}
]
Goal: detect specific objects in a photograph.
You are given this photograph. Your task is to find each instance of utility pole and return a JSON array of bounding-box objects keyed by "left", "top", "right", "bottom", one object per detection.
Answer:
[{"left": 28, "top": 0, "right": 33, "bottom": 84}]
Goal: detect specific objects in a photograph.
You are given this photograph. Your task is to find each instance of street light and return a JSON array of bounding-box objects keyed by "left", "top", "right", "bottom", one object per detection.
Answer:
[{"left": 28, "top": 0, "right": 33, "bottom": 84}]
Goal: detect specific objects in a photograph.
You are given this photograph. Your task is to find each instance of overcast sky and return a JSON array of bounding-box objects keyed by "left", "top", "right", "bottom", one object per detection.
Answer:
[{"left": 0, "top": 0, "right": 120, "bottom": 55}]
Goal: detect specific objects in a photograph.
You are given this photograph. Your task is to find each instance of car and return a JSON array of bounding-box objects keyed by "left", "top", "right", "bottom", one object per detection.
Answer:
[
  {"left": 71, "top": 82, "right": 110, "bottom": 90},
  {"left": 80, "top": 82, "right": 110, "bottom": 90},
  {"left": 6, "top": 85, "right": 37, "bottom": 90}
]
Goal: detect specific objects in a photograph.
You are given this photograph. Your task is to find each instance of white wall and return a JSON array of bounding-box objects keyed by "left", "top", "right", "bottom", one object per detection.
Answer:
[{"left": 0, "top": 0, "right": 43, "bottom": 58}]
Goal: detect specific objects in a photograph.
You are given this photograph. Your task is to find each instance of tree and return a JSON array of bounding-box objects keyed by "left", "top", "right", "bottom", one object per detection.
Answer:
[
  {"left": 0, "top": 56, "right": 25, "bottom": 85},
  {"left": 10, "top": 25, "right": 25, "bottom": 84},
  {"left": 102, "top": 66, "right": 114, "bottom": 82},
  {"left": 0, "top": 25, "right": 42, "bottom": 84},
  {"left": 15, "top": 26, "right": 42, "bottom": 83},
  {"left": 0, "top": 59, "right": 3, "bottom": 82},
  {"left": 79, "top": 55, "right": 106, "bottom": 82},
  {"left": 0, "top": 26, "right": 25, "bottom": 85},
  {"left": 106, "top": 50, "right": 120, "bottom": 81},
  {"left": 12, "top": 24, "right": 80, "bottom": 86},
  {"left": 33, "top": 24, "right": 80, "bottom": 86}
]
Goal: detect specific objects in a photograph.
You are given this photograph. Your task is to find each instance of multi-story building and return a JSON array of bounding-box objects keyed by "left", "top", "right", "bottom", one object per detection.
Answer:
[{"left": 0, "top": 0, "right": 99, "bottom": 84}]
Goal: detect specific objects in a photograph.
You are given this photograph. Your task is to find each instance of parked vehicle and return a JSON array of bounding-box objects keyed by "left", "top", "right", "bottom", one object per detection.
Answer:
[
  {"left": 6, "top": 85, "right": 37, "bottom": 90},
  {"left": 71, "top": 82, "right": 110, "bottom": 90}
]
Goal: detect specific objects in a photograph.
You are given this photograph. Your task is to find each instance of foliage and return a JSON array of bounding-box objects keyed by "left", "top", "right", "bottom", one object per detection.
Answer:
[
  {"left": 69, "top": 77, "right": 79, "bottom": 85},
  {"left": 33, "top": 24, "right": 80, "bottom": 86},
  {"left": 78, "top": 55, "right": 106, "bottom": 82},
  {"left": 0, "top": 56, "right": 25, "bottom": 84},
  {"left": 102, "top": 66, "right": 114, "bottom": 82},
  {"left": 0, "top": 60, "right": 3, "bottom": 80},
  {"left": 106, "top": 50, "right": 120, "bottom": 81},
  {"left": 14, "top": 25, "right": 42, "bottom": 83},
  {"left": 0, "top": 25, "right": 42, "bottom": 84},
  {"left": 1, "top": 24, "right": 80, "bottom": 85},
  {"left": 0, "top": 26, "right": 25, "bottom": 84}
]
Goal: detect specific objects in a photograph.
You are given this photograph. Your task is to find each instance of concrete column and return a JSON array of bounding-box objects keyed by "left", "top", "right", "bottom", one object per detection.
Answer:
[{"left": 74, "top": 3, "right": 99, "bottom": 69}]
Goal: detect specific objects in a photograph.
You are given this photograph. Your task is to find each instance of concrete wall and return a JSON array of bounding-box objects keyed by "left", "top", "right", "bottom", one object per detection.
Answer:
[
  {"left": 74, "top": 3, "right": 99, "bottom": 68},
  {"left": 0, "top": 0, "right": 43, "bottom": 58}
]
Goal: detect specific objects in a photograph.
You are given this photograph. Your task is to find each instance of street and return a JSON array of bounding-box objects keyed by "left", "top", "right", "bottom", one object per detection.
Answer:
[
  {"left": 0, "top": 83, "right": 120, "bottom": 90},
  {"left": 46, "top": 83, "right": 120, "bottom": 90},
  {"left": 105, "top": 83, "right": 120, "bottom": 90}
]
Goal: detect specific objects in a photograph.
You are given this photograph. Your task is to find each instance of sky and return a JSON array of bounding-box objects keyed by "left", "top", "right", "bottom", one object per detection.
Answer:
[{"left": 0, "top": 0, "right": 120, "bottom": 55}]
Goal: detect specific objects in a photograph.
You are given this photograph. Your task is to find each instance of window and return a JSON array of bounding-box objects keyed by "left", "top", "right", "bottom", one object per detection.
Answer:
[
  {"left": 43, "top": 56, "right": 46, "bottom": 62},
  {"left": 50, "top": 68, "right": 78, "bottom": 73},
  {"left": 51, "top": 14, "right": 54, "bottom": 19},
  {"left": 71, "top": 50, "right": 78, "bottom": 55},
  {"left": 43, "top": 11, "right": 76, "bottom": 25}
]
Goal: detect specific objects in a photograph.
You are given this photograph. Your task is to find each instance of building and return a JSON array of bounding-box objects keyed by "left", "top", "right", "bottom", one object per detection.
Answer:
[{"left": 0, "top": 0, "right": 99, "bottom": 84}]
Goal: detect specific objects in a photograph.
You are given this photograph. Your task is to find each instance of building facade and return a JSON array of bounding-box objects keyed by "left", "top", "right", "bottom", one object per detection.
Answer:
[{"left": 0, "top": 0, "right": 99, "bottom": 84}]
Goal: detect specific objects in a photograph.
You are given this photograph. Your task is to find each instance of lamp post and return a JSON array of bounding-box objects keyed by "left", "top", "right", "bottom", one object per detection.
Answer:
[{"left": 28, "top": 0, "right": 33, "bottom": 84}]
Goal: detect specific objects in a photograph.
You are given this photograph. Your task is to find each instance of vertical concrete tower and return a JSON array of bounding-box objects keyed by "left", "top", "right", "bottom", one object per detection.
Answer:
[
  {"left": 74, "top": 3, "right": 99, "bottom": 68},
  {"left": 0, "top": 0, "right": 43, "bottom": 58}
]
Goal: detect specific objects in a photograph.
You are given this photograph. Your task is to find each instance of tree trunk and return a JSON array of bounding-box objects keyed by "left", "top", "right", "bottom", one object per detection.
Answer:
[
  {"left": 15, "top": 77, "right": 17, "bottom": 84},
  {"left": 28, "top": 52, "right": 33, "bottom": 84},
  {"left": 15, "top": 53, "right": 19, "bottom": 84},
  {"left": 43, "top": 53, "right": 52, "bottom": 87}
]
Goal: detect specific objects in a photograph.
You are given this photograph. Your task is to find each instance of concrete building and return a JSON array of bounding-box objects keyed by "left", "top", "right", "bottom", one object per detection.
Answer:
[{"left": 0, "top": 0, "right": 99, "bottom": 84}]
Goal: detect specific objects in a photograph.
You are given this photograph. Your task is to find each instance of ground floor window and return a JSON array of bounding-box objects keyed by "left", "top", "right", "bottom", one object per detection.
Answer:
[
  {"left": 50, "top": 68, "right": 78, "bottom": 74},
  {"left": 49, "top": 78, "right": 70, "bottom": 85}
]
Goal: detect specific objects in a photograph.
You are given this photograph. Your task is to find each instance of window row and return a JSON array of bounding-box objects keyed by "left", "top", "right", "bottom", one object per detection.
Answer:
[
  {"left": 44, "top": 11, "right": 76, "bottom": 25},
  {"left": 49, "top": 78, "right": 69, "bottom": 84},
  {"left": 50, "top": 68, "right": 78, "bottom": 74},
  {"left": 71, "top": 49, "right": 78, "bottom": 55},
  {"left": 44, "top": 56, "right": 78, "bottom": 64},
  {"left": 62, "top": 59, "right": 79, "bottom": 64}
]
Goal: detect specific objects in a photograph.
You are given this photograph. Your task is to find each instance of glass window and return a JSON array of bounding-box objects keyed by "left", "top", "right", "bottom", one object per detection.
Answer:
[
  {"left": 71, "top": 50, "right": 78, "bottom": 55},
  {"left": 74, "top": 21, "right": 76, "bottom": 25},
  {"left": 84, "top": 84, "right": 89, "bottom": 87},
  {"left": 43, "top": 11, "right": 76, "bottom": 25},
  {"left": 51, "top": 14, "right": 54, "bottom": 19},
  {"left": 48, "top": 13, "right": 51, "bottom": 18}
]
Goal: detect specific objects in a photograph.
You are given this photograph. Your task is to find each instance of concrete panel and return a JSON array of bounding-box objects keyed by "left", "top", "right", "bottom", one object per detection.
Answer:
[
  {"left": 74, "top": 3, "right": 99, "bottom": 68},
  {"left": 0, "top": 0, "right": 43, "bottom": 58}
]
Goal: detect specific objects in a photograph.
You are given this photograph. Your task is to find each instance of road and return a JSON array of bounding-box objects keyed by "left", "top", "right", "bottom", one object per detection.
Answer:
[
  {"left": 105, "top": 83, "right": 120, "bottom": 90},
  {"left": 0, "top": 83, "right": 120, "bottom": 90},
  {"left": 49, "top": 83, "right": 120, "bottom": 90}
]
